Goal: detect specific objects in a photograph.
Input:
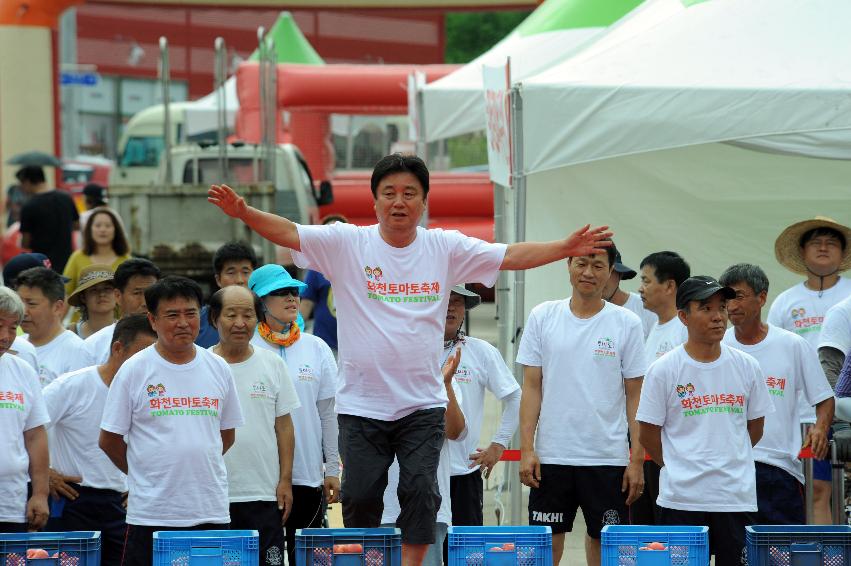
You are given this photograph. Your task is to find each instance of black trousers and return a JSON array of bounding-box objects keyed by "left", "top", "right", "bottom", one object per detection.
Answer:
[
  {"left": 284, "top": 485, "right": 325, "bottom": 566},
  {"left": 338, "top": 408, "right": 445, "bottom": 545},
  {"left": 231, "top": 501, "right": 286, "bottom": 566},
  {"left": 658, "top": 507, "right": 755, "bottom": 566},
  {"left": 46, "top": 484, "right": 126, "bottom": 566}
]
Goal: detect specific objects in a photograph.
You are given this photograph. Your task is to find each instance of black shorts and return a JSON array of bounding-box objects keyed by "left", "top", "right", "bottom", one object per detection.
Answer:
[
  {"left": 658, "top": 507, "right": 755, "bottom": 566},
  {"left": 230, "top": 501, "right": 286, "bottom": 566},
  {"left": 755, "top": 462, "right": 804, "bottom": 525},
  {"left": 528, "top": 464, "right": 627, "bottom": 539},
  {"left": 338, "top": 408, "right": 445, "bottom": 545},
  {"left": 45, "top": 484, "right": 126, "bottom": 566}
]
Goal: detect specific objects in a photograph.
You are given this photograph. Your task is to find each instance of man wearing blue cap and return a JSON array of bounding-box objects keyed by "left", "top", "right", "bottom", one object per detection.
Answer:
[
  {"left": 209, "top": 154, "right": 611, "bottom": 566},
  {"left": 248, "top": 264, "right": 339, "bottom": 566}
]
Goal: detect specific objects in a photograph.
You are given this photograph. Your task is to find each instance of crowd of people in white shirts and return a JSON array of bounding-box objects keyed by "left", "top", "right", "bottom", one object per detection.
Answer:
[{"left": 3, "top": 152, "right": 851, "bottom": 566}]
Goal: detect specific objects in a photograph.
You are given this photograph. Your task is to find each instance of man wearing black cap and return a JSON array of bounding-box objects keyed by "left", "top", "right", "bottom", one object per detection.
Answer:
[
  {"left": 602, "top": 247, "right": 657, "bottom": 339},
  {"left": 17, "top": 165, "right": 79, "bottom": 273},
  {"left": 637, "top": 276, "right": 773, "bottom": 566}
]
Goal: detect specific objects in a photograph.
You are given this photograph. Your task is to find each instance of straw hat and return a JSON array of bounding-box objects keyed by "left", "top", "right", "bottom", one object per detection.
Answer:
[
  {"left": 774, "top": 216, "right": 851, "bottom": 275},
  {"left": 68, "top": 264, "right": 115, "bottom": 307}
]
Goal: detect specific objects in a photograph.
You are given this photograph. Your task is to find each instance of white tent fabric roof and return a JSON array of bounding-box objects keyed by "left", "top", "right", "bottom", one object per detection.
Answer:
[
  {"left": 519, "top": 0, "right": 851, "bottom": 175},
  {"left": 420, "top": 27, "right": 600, "bottom": 142},
  {"left": 184, "top": 76, "right": 239, "bottom": 136}
]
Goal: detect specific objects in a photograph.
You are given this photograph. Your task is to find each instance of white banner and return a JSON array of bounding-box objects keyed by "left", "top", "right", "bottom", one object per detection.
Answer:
[{"left": 482, "top": 59, "right": 511, "bottom": 186}]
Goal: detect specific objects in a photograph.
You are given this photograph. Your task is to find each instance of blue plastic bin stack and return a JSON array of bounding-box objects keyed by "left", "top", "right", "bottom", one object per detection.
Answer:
[
  {"left": 600, "top": 525, "right": 709, "bottom": 566},
  {"left": 295, "top": 528, "right": 402, "bottom": 566},
  {"left": 446, "top": 526, "right": 552, "bottom": 566},
  {"left": 745, "top": 525, "right": 851, "bottom": 566},
  {"left": 0, "top": 531, "right": 101, "bottom": 565},
  {"left": 152, "top": 530, "right": 259, "bottom": 566}
]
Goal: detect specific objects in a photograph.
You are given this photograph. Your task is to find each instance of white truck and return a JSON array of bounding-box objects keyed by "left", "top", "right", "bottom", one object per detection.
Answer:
[{"left": 107, "top": 142, "right": 332, "bottom": 286}]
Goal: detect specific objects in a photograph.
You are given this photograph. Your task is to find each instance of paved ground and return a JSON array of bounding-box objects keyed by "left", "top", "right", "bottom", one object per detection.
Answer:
[{"left": 327, "top": 302, "right": 590, "bottom": 565}]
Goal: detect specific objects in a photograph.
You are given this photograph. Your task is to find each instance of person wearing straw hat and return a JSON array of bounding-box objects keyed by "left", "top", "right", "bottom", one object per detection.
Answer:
[
  {"left": 443, "top": 285, "right": 519, "bottom": 533},
  {"left": 768, "top": 216, "right": 851, "bottom": 524},
  {"left": 248, "top": 264, "right": 339, "bottom": 566},
  {"left": 66, "top": 264, "right": 117, "bottom": 339},
  {"left": 602, "top": 247, "right": 657, "bottom": 339}
]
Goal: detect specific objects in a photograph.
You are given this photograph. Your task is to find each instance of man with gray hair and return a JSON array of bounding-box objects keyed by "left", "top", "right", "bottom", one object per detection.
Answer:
[
  {"left": 0, "top": 286, "right": 50, "bottom": 532},
  {"left": 720, "top": 263, "right": 834, "bottom": 524}
]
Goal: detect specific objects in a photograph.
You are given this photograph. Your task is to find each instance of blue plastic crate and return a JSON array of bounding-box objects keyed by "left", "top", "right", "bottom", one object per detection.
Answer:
[
  {"left": 0, "top": 531, "right": 101, "bottom": 565},
  {"left": 153, "top": 530, "right": 259, "bottom": 566},
  {"left": 601, "top": 525, "right": 709, "bottom": 566},
  {"left": 295, "top": 528, "right": 401, "bottom": 566},
  {"left": 746, "top": 525, "right": 851, "bottom": 566},
  {"left": 447, "top": 526, "right": 552, "bottom": 566}
]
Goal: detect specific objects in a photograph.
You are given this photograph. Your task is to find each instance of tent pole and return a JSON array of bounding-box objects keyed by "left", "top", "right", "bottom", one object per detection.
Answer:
[{"left": 508, "top": 85, "right": 526, "bottom": 527}]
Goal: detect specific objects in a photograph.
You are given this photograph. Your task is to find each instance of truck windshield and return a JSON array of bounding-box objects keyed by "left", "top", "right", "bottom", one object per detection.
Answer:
[
  {"left": 185, "top": 158, "right": 262, "bottom": 184},
  {"left": 120, "top": 136, "right": 164, "bottom": 167}
]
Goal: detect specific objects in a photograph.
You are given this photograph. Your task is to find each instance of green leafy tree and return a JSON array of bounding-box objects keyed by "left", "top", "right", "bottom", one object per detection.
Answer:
[{"left": 444, "top": 10, "right": 532, "bottom": 64}]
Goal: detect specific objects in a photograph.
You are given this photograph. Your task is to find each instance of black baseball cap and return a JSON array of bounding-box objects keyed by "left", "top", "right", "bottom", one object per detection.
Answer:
[
  {"left": 676, "top": 276, "right": 735, "bottom": 310},
  {"left": 3, "top": 253, "right": 63, "bottom": 287},
  {"left": 613, "top": 248, "right": 637, "bottom": 280}
]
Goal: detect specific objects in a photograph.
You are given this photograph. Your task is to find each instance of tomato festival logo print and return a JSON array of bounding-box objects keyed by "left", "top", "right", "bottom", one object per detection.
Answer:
[
  {"left": 251, "top": 381, "right": 271, "bottom": 399},
  {"left": 147, "top": 383, "right": 221, "bottom": 417},
  {"left": 790, "top": 307, "right": 823, "bottom": 334},
  {"left": 765, "top": 376, "right": 787, "bottom": 397},
  {"left": 677, "top": 382, "right": 745, "bottom": 417},
  {"left": 298, "top": 364, "right": 316, "bottom": 383},
  {"left": 0, "top": 390, "right": 25, "bottom": 412},
  {"left": 363, "top": 265, "right": 442, "bottom": 304},
  {"left": 593, "top": 337, "right": 617, "bottom": 359}
]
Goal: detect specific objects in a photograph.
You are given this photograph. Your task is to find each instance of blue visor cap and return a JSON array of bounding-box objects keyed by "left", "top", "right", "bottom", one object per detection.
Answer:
[{"left": 248, "top": 264, "right": 308, "bottom": 298}]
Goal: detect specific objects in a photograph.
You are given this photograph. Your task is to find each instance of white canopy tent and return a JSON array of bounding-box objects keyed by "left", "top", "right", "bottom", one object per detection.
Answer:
[
  {"left": 418, "top": 0, "right": 642, "bottom": 142},
  {"left": 184, "top": 76, "right": 239, "bottom": 137},
  {"left": 507, "top": 0, "right": 851, "bottom": 317}
]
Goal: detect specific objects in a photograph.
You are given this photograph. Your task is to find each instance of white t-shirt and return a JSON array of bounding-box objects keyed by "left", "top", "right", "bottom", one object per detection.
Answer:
[
  {"left": 636, "top": 345, "right": 774, "bottom": 512},
  {"left": 723, "top": 325, "right": 833, "bottom": 483},
  {"left": 10, "top": 336, "right": 38, "bottom": 373},
  {"left": 292, "top": 222, "right": 506, "bottom": 421},
  {"left": 820, "top": 295, "right": 851, "bottom": 356},
  {"left": 0, "top": 354, "right": 50, "bottom": 523},
  {"left": 251, "top": 332, "right": 338, "bottom": 487},
  {"left": 223, "top": 348, "right": 301, "bottom": 502},
  {"left": 644, "top": 317, "right": 688, "bottom": 369},
  {"left": 445, "top": 336, "right": 519, "bottom": 476},
  {"left": 100, "top": 345, "right": 244, "bottom": 527},
  {"left": 768, "top": 278, "right": 851, "bottom": 421},
  {"left": 83, "top": 322, "right": 116, "bottom": 366},
  {"left": 623, "top": 292, "right": 658, "bottom": 339},
  {"left": 43, "top": 366, "right": 127, "bottom": 493},
  {"left": 29, "top": 330, "right": 91, "bottom": 387},
  {"left": 516, "top": 300, "right": 646, "bottom": 466}
]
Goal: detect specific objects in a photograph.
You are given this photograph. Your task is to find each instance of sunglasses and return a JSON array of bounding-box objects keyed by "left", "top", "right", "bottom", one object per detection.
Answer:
[{"left": 267, "top": 288, "right": 300, "bottom": 297}]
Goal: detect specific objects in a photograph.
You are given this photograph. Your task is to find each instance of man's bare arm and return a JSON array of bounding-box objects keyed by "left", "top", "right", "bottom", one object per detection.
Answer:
[{"left": 209, "top": 184, "right": 301, "bottom": 250}]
